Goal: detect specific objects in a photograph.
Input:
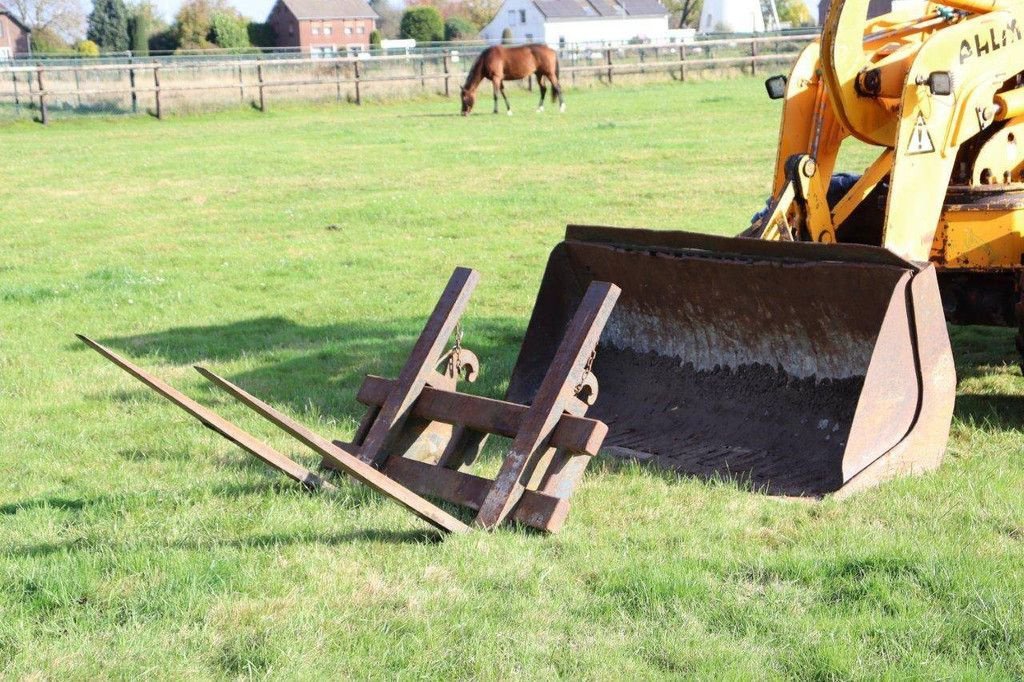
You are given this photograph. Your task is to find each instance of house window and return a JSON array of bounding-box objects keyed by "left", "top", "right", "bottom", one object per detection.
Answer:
[
  {"left": 525, "top": 33, "right": 533, "bottom": 41},
  {"left": 345, "top": 26, "right": 352, "bottom": 34},
  {"left": 324, "top": 23, "right": 332, "bottom": 35},
  {"left": 289, "top": 23, "right": 294, "bottom": 35},
  {"left": 519, "top": 9, "right": 526, "bottom": 22},
  {"left": 312, "top": 23, "right": 320, "bottom": 35},
  {"left": 356, "top": 25, "right": 364, "bottom": 33},
  {"left": 0, "top": 48, "right": 9, "bottom": 61},
  {"left": 312, "top": 44, "right": 337, "bottom": 58},
  {"left": 507, "top": 9, "right": 515, "bottom": 24}
]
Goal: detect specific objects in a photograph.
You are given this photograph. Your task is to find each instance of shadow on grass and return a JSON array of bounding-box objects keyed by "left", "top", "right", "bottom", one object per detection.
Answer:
[
  {"left": 947, "top": 325, "right": 1024, "bottom": 429},
  {"left": 6, "top": 529, "right": 442, "bottom": 559},
  {"left": 75, "top": 314, "right": 527, "bottom": 426}
]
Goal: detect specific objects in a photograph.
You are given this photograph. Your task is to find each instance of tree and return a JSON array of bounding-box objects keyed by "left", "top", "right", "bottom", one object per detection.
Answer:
[
  {"left": 399, "top": 6, "right": 443, "bottom": 42},
  {"left": 87, "top": 0, "right": 130, "bottom": 52},
  {"left": 500, "top": 26, "right": 512, "bottom": 44},
  {"left": 369, "top": 28, "right": 382, "bottom": 47},
  {"left": 209, "top": 10, "right": 250, "bottom": 48},
  {"left": 443, "top": 15, "right": 475, "bottom": 40},
  {"left": 30, "top": 25, "right": 73, "bottom": 52},
  {"left": 369, "top": 0, "right": 401, "bottom": 37},
  {"left": 7, "top": 0, "right": 85, "bottom": 43},
  {"left": 662, "top": 0, "right": 701, "bottom": 28},
  {"left": 128, "top": 12, "right": 150, "bottom": 55},
  {"left": 775, "top": 0, "right": 812, "bottom": 26},
  {"left": 174, "top": 0, "right": 221, "bottom": 49}
]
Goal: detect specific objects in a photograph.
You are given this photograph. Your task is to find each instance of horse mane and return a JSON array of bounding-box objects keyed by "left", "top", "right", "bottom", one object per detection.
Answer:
[{"left": 462, "top": 49, "right": 488, "bottom": 92}]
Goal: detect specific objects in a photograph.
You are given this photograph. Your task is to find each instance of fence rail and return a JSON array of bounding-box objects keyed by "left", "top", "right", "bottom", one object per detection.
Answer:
[{"left": 0, "top": 35, "right": 815, "bottom": 124}]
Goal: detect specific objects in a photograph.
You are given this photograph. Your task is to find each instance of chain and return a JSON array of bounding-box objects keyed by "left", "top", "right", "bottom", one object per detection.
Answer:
[
  {"left": 573, "top": 349, "right": 597, "bottom": 396},
  {"left": 451, "top": 322, "right": 464, "bottom": 376}
]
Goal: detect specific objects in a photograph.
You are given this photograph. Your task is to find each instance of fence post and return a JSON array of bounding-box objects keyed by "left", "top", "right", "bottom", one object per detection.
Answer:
[
  {"left": 11, "top": 70, "right": 20, "bottom": 115},
  {"left": 420, "top": 57, "right": 426, "bottom": 90},
  {"left": 238, "top": 63, "right": 245, "bottom": 103},
  {"left": 354, "top": 59, "right": 361, "bottom": 105},
  {"left": 36, "top": 65, "right": 47, "bottom": 125},
  {"left": 678, "top": 45, "right": 685, "bottom": 81},
  {"left": 442, "top": 51, "right": 450, "bottom": 97},
  {"left": 129, "top": 57, "right": 138, "bottom": 114},
  {"left": 257, "top": 61, "right": 266, "bottom": 112},
  {"left": 605, "top": 48, "right": 613, "bottom": 84},
  {"left": 751, "top": 37, "right": 758, "bottom": 76},
  {"left": 153, "top": 64, "right": 162, "bottom": 119}
]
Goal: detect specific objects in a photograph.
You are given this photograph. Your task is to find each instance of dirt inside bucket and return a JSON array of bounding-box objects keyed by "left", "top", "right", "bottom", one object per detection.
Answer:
[{"left": 590, "top": 346, "right": 865, "bottom": 496}]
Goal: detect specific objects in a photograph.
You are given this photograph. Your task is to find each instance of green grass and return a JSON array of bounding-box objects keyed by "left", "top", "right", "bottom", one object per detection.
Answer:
[{"left": 2, "top": 80, "right": 1023, "bottom": 679}]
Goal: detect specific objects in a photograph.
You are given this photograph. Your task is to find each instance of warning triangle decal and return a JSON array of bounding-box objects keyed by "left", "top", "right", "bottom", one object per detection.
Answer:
[{"left": 907, "top": 113, "right": 935, "bottom": 154}]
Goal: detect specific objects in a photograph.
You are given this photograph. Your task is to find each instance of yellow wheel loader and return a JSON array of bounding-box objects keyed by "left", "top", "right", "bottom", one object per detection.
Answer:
[{"left": 509, "top": 0, "right": 1024, "bottom": 496}]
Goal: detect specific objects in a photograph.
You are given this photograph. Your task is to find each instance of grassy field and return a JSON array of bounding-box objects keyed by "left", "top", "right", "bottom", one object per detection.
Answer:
[{"left": 2, "top": 80, "right": 1023, "bottom": 679}]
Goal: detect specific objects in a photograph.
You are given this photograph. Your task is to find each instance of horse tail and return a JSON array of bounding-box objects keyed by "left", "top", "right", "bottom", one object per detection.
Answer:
[{"left": 552, "top": 54, "right": 560, "bottom": 103}]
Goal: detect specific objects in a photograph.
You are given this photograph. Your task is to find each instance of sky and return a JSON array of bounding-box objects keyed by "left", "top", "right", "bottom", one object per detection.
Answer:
[{"left": 153, "top": 0, "right": 275, "bottom": 21}]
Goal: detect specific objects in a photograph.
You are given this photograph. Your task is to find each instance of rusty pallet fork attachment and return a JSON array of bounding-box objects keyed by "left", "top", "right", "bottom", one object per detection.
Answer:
[
  {"left": 80, "top": 267, "right": 620, "bottom": 534},
  {"left": 507, "top": 226, "right": 957, "bottom": 497}
]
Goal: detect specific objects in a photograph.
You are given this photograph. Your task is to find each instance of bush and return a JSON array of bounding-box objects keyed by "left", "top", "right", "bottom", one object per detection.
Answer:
[
  {"left": 501, "top": 27, "right": 513, "bottom": 45},
  {"left": 148, "top": 28, "right": 179, "bottom": 52},
  {"left": 209, "top": 11, "right": 250, "bottom": 49},
  {"left": 399, "top": 6, "right": 443, "bottom": 42},
  {"left": 369, "top": 29, "right": 382, "bottom": 48},
  {"left": 247, "top": 21, "right": 275, "bottom": 47},
  {"left": 444, "top": 16, "right": 475, "bottom": 41},
  {"left": 75, "top": 39, "right": 101, "bottom": 56}
]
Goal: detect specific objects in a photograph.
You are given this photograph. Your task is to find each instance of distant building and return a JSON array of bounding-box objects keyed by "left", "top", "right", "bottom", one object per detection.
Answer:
[
  {"left": 699, "top": 0, "right": 780, "bottom": 33},
  {"left": 0, "top": 5, "right": 31, "bottom": 60},
  {"left": 479, "top": 0, "right": 670, "bottom": 47},
  {"left": 266, "top": 0, "right": 378, "bottom": 56}
]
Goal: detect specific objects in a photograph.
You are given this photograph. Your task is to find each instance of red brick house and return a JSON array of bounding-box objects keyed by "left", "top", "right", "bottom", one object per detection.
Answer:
[
  {"left": 267, "top": 0, "right": 378, "bottom": 56},
  {"left": 0, "top": 5, "right": 31, "bottom": 60}
]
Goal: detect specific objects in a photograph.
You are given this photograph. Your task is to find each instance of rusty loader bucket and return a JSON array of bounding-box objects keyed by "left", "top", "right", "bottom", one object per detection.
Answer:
[{"left": 507, "top": 226, "right": 957, "bottom": 497}]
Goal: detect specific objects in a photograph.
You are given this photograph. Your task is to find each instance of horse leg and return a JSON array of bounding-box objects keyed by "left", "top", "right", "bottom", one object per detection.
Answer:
[
  {"left": 500, "top": 81, "right": 512, "bottom": 115},
  {"left": 536, "top": 75, "right": 547, "bottom": 113},
  {"left": 549, "top": 73, "right": 565, "bottom": 113},
  {"left": 492, "top": 78, "right": 500, "bottom": 114}
]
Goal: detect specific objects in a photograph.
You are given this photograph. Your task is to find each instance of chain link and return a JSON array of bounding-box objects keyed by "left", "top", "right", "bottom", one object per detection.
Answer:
[
  {"left": 451, "top": 322, "right": 464, "bottom": 376},
  {"left": 573, "top": 349, "right": 597, "bottom": 396}
]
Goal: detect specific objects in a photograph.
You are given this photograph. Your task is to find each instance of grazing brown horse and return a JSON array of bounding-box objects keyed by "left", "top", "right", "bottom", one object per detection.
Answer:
[{"left": 460, "top": 44, "right": 565, "bottom": 116}]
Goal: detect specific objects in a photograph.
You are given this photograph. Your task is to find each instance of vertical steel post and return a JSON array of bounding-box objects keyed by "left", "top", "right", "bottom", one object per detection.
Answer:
[
  {"left": 36, "top": 65, "right": 47, "bottom": 125},
  {"left": 354, "top": 59, "right": 361, "bottom": 105},
  {"left": 257, "top": 61, "right": 265, "bottom": 111},
  {"left": 129, "top": 57, "right": 138, "bottom": 114},
  {"left": 443, "top": 52, "right": 450, "bottom": 97},
  {"left": 153, "top": 64, "right": 162, "bottom": 119}
]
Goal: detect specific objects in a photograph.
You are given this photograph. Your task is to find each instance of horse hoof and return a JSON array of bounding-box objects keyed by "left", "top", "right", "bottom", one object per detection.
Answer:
[
  {"left": 559, "top": 104, "right": 566, "bottom": 113},
  {"left": 507, "top": 110, "right": 513, "bottom": 116},
  {"left": 536, "top": 106, "right": 544, "bottom": 113}
]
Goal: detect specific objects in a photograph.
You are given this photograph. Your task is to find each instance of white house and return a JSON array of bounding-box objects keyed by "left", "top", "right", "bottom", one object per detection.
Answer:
[
  {"left": 480, "top": 0, "right": 670, "bottom": 47},
  {"left": 699, "top": 0, "right": 780, "bottom": 32}
]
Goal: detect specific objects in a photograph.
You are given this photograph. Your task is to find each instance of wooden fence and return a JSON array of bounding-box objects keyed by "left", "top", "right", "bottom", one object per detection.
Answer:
[{"left": 0, "top": 35, "right": 814, "bottom": 124}]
